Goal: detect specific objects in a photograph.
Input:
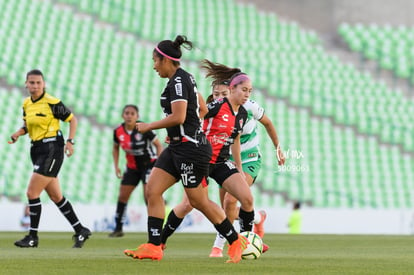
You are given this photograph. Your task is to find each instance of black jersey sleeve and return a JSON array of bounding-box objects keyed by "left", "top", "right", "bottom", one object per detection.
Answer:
[
  {"left": 236, "top": 106, "right": 248, "bottom": 134},
  {"left": 146, "top": 130, "right": 157, "bottom": 141},
  {"left": 113, "top": 129, "right": 119, "bottom": 144},
  {"left": 169, "top": 74, "right": 190, "bottom": 103},
  {"left": 50, "top": 101, "right": 72, "bottom": 121},
  {"left": 204, "top": 98, "right": 224, "bottom": 119}
]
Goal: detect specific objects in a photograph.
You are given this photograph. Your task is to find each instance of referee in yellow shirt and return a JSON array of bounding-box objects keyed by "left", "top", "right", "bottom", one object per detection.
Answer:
[{"left": 9, "top": 69, "right": 91, "bottom": 248}]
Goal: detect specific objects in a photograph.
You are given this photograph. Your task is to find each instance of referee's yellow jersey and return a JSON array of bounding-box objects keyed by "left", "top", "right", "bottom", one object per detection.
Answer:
[{"left": 23, "top": 92, "right": 73, "bottom": 141}]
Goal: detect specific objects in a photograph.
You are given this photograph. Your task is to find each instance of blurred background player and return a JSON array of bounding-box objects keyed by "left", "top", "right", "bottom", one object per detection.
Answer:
[
  {"left": 9, "top": 69, "right": 91, "bottom": 248},
  {"left": 20, "top": 205, "right": 30, "bottom": 231},
  {"left": 288, "top": 201, "right": 303, "bottom": 234},
  {"left": 109, "top": 104, "right": 163, "bottom": 237},
  {"left": 123, "top": 36, "right": 248, "bottom": 263}
]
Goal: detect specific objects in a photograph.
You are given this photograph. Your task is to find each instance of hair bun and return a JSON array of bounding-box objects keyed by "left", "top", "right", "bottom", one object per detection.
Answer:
[{"left": 173, "top": 35, "right": 186, "bottom": 48}]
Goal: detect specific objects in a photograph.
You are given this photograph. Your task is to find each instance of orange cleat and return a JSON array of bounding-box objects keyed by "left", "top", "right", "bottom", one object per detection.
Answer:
[
  {"left": 124, "top": 243, "right": 163, "bottom": 261},
  {"left": 226, "top": 234, "right": 249, "bottom": 263},
  {"left": 262, "top": 243, "right": 269, "bottom": 253},
  {"left": 160, "top": 243, "right": 166, "bottom": 250},
  {"left": 209, "top": 247, "right": 223, "bottom": 258},
  {"left": 253, "top": 210, "right": 267, "bottom": 238}
]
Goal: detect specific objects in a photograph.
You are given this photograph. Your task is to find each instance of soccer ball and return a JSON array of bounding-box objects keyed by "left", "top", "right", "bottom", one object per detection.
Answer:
[{"left": 240, "top": 231, "right": 263, "bottom": 259}]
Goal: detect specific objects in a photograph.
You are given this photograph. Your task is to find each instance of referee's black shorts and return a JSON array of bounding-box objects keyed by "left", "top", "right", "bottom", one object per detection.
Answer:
[
  {"left": 155, "top": 140, "right": 212, "bottom": 188},
  {"left": 30, "top": 139, "right": 64, "bottom": 177}
]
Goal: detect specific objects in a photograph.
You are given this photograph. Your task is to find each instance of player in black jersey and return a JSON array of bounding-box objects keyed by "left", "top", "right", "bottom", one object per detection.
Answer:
[
  {"left": 123, "top": 35, "right": 247, "bottom": 263},
  {"left": 159, "top": 60, "right": 257, "bottom": 253},
  {"left": 109, "top": 104, "right": 163, "bottom": 237}
]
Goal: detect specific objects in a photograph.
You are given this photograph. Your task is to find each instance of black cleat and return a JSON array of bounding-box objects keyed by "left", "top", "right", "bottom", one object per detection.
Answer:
[
  {"left": 108, "top": 230, "right": 124, "bottom": 238},
  {"left": 72, "top": 227, "right": 91, "bottom": 248},
  {"left": 14, "top": 235, "right": 38, "bottom": 248}
]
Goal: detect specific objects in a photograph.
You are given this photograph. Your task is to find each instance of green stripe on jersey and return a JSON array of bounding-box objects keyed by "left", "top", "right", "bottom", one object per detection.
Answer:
[{"left": 240, "top": 130, "right": 257, "bottom": 144}]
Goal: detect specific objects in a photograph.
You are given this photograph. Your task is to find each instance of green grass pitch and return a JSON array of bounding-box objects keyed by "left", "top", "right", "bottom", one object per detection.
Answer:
[{"left": 0, "top": 232, "right": 413, "bottom": 274}]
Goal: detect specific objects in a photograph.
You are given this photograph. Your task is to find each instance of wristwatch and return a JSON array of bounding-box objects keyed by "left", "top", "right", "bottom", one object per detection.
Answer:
[{"left": 67, "top": 139, "right": 75, "bottom": 145}]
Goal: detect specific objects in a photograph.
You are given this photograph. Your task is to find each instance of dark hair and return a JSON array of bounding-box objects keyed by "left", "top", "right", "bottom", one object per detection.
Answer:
[
  {"left": 206, "top": 94, "right": 214, "bottom": 104},
  {"left": 26, "top": 69, "right": 44, "bottom": 80},
  {"left": 122, "top": 104, "right": 139, "bottom": 113},
  {"left": 294, "top": 202, "right": 301, "bottom": 209},
  {"left": 206, "top": 80, "right": 230, "bottom": 104},
  {"left": 154, "top": 35, "right": 193, "bottom": 66},
  {"left": 201, "top": 59, "right": 244, "bottom": 87}
]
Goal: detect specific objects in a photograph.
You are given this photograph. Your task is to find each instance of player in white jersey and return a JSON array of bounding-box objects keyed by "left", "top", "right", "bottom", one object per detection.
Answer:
[{"left": 209, "top": 94, "right": 285, "bottom": 257}]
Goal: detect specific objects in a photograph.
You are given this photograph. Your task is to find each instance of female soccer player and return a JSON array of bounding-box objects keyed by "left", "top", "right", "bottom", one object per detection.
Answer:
[
  {"left": 9, "top": 69, "right": 91, "bottom": 248},
  {"left": 160, "top": 60, "right": 258, "bottom": 250},
  {"left": 161, "top": 60, "right": 286, "bottom": 257},
  {"left": 208, "top": 81, "right": 286, "bottom": 257},
  {"left": 109, "top": 104, "right": 163, "bottom": 237},
  {"left": 123, "top": 36, "right": 247, "bottom": 263}
]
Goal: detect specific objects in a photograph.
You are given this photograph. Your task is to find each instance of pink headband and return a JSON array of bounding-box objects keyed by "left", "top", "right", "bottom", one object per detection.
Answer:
[
  {"left": 229, "top": 74, "right": 250, "bottom": 88},
  {"left": 155, "top": 46, "right": 181, "bottom": 62}
]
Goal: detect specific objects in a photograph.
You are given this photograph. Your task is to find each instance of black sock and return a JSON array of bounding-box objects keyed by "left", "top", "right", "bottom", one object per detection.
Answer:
[
  {"left": 161, "top": 210, "right": 183, "bottom": 244},
  {"left": 148, "top": 216, "right": 164, "bottom": 245},
  {"left": 114, "top": 201, "right": 127, "bottom": 231},
  {"left": 28, "top": 198, "right": 41, "bottom": 237},
  {"left": 214, "top": 218, "right": 238, "bottom": 245},
  {"left": 55, "top": 197, "right": 83, "bottom": 233},
  {"left": 239, "top": 208, "right": 255, "bottom": 232}
]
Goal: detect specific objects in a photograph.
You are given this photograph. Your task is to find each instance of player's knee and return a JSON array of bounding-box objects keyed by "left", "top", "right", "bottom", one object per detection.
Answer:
[
  {"left": 186, "top": 197, "right": 204, "bottom": 211},
  {"left": 118, "top": 191, "right": 131, "bottom": 202},
  {"left": 26, "top": 190, "right": 40, "bottom": 200},
  {"left": 26, "top": 190, "right": 33, "bottom": 199},
  {"left": 240, "top": 194, "right": 254, "bottom": 211},
  {"left": 224, "top": 195, "right": 238, "bottom": 205},
  {"left": 184, "top": 201, "right": 195, "bottom": 213}
]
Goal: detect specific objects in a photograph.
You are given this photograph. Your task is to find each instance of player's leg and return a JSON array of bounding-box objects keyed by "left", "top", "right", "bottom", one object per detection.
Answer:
[
  {"left": 110, "top": 185, "right": 135, "bottom": 237},
  {"left": 14, "top": 172, "right": 52, "bottom": 247},
  {"left": 246, "top": 169, "right": 266, "bottom": 237},
  {"left": 161, "top": 190, "right": 198, "bottom": 248},
  {"left": 181, "top": 152, "right": 248, "bottom": 263},
  {"left": 243, "top": 159, "right": 268, "bottom": 252},
  {"left": 186, "top": 185, "right": 248, "bottom": 263},
  {"left": 221, "top": 172, "right": 255, "bottom": 232},
  {"left": 243, "top": 171, "right": 266, "bottom": 235},
  {"left": 46, "top": 178, "right": 91, "bottom": 248},
  {"left": 209, "top": 187, "right": 228, "bottom": 257},
  {"left": 110, "top": 169, "right": 139, "bottom": 237},
  {"left": 15, "top": 141, "right": 61, "bottom": 248},
  {"left": 124, "top": 165, "right": 177, "bottom": 260},
  {"left": 207, "top": 162, "right": 253, "bottom": 257}
]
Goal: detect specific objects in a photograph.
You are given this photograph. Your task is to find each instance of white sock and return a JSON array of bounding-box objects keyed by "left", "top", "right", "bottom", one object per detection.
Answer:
[
  {"left": 253, "top": 211, "right": 262, "bottom": 224},
  {"left": 212, "top": 232, "right": 226, "bottom": 250}
]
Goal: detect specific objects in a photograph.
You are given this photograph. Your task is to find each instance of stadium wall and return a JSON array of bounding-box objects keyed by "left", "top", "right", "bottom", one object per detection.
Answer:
[{"left": 1, "top": 201, "right": 413, "bottom": 235}]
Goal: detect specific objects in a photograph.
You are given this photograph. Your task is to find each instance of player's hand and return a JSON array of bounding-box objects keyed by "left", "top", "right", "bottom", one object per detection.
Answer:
[
  {"left": 115, "top": 167, "right": 122, "bottom": 179},
  {"left": 8, "top": 134, "right": 18, "bottom": 144},
  {"left": 64, "top": 143, "right": 74, "bottom": 157},
  {"left": 136, "top": 122, "right": 151, "bottom": 133},
  {"left": 276, "top": 146, "right": 285, "bottom": 165}
]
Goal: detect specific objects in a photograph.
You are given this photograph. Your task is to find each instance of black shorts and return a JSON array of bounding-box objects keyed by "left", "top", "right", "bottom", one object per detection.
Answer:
[
  {"left": 208, "top": 160, "right": 240, "bottom": 186},
  {"left": 121, "top": 163, "right": 154, "bottom": 186},
  {"left": 155, "top": 140, "right": 212, "bottom": 188},
  {"left": 30, "top": 139, "right": 64, "bottom": 177}
]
